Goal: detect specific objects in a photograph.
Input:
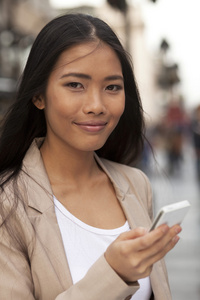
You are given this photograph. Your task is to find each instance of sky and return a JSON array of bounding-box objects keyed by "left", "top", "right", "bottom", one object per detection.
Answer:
[{"left": 49, "top": 0, "right": 200, "bottom": 108}]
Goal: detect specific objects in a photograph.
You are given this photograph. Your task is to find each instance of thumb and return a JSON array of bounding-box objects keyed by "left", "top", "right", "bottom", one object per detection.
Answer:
[{"left": 117, "top": 227, "right": 148, "bottom": 241}]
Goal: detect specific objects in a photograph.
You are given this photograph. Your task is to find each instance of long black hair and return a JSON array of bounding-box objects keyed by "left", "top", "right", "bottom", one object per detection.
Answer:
[{"left": 0, "top": 13, "right": 145, "bottom": 188}]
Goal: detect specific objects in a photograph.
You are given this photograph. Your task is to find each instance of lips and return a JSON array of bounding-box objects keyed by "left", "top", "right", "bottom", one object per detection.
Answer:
[{"left": 74, "top": 120, "right": 108, "bottom": 132}]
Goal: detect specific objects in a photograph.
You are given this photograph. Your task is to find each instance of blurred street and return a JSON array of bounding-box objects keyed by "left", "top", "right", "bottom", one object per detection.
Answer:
[
  {"left": 0, "top": 1, "right": 200, "bottom": 299},
  {"left": 149, "top": 142, "right": 200, "bottom": 300}
]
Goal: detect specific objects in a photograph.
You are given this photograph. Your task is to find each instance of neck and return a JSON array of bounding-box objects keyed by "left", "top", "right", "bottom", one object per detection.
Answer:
[{"left": 40, "top": 139, "right": 100, "bottom": 185}]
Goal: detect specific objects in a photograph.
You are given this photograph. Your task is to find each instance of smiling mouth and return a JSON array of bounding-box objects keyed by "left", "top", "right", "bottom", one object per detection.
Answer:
[{"left": 74, "top": 121, "right": 108, "bottom": 132}]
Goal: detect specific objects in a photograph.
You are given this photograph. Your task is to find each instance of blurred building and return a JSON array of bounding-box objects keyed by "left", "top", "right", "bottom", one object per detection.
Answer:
[{"left": 0, "top": 0, "right": 55, "bottom": 118}]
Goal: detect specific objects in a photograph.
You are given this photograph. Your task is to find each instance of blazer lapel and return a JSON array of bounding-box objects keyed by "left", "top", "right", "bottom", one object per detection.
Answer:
[
  {"left": 95, "top": 155, "right": 171, "bottom": 299},
  {"left": 29, "top": 203, "right": 74, "bottom": 291},
  {"left": 22, "top": 139, "right": 73, "bottom": 291},
  {"left": 94, "top": 153, "right": 152, "bottom": 230},
  {"left": 119, "top": 193, "right": 152, "bottom": 229}
]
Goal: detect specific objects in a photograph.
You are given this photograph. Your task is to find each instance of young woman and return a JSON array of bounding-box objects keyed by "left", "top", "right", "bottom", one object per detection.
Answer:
[{"left": 0, "top": 14, "right": 181, "bottom": 300}]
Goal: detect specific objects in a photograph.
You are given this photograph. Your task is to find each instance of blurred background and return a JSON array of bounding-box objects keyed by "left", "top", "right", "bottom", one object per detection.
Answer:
[{"left": 0, "top": 0, "right": 200, "bottom": 299}]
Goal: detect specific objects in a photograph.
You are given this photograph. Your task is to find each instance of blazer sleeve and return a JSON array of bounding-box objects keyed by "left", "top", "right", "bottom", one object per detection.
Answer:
[
  {"left": 0, "top": 204, "right": 35, "bottom": 299},
  {"left": 55, "top": 255, "right": 139, "bottom": 300},
  {"left": 0, "top": 224, "right": 139, "bottom": 300}
]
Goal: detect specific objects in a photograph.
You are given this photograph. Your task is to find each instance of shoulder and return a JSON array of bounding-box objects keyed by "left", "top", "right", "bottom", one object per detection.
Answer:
[
  {"left": 99, "top": 158, "right": 151, "bottom": 190},
  {"left": 0, "top": 173, "right": 28, "bottom": 222},
  {"left": 0, "top": 175, "right": 34, "bottom": 250}
]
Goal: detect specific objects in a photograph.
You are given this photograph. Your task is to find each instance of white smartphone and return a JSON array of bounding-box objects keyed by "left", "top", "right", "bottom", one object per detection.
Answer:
[{"left": 150, "top": 200, "right": 191, "bottom": 231}]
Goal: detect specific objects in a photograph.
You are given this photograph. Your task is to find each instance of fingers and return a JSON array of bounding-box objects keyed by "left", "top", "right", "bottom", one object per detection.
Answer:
[
  {"left": 104, "top": 227, "right": 149, "bottom": 281},
  {"left": 105, "top": 224, "right": 182, "bottom": 283},
  {"left": 135, "top": 224, "right": 182, "bottom": 251},
  {"left": 150, "top": 224, "right": 182, "bottom": 254},
  {"left": 143, "top": 234, "right": 180, "bottom": 269},
  {"left": 150, "top": 224, "right": 182, "bottom": 256},
  {"left": 125, "top": 225, "right": 182, "bottom": 280},
  {"left": 138, "top": 224, "right": 182, "bottom": 265}
]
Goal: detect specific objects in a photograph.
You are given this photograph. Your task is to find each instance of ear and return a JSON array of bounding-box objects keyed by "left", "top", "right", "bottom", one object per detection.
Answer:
[{"left": 32, "top": 95, "right": 45, "bottom": 110}]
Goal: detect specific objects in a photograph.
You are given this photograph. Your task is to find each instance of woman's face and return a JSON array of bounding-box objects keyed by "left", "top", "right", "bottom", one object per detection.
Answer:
[{"left": 35, "top": 41, "right": 125, "bottom": 153}]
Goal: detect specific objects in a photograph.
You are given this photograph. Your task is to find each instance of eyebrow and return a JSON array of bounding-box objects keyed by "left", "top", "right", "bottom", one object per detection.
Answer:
[{"left": 60, "top": 73, "right": 124, "bottom": 81}]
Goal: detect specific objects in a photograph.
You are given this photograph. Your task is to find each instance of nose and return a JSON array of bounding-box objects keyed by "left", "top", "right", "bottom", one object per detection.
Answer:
[{"left": 82, "top": 89, "right": 106, "bottom": 115}]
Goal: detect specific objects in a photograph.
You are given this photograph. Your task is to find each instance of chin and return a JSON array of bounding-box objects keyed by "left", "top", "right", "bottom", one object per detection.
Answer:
[
  {"left": 82, "top": 142, "right": 107, "bottom": 152},
  {"left": 82, "top": 135, "right": 109, "bottom": 150}
]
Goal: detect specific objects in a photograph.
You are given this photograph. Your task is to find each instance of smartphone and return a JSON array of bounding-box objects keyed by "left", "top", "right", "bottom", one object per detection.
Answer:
[{"left": 150, "top": 200, "right": 191, "bottom": 231}]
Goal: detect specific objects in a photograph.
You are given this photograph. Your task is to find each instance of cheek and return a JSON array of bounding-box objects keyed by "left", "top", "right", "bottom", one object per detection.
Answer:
[
  {"left": 45, "top": 93, "right": 76, "bottom": 119},
  {"left": 112, "top": 98, "right": 125, "bottom": 120}
]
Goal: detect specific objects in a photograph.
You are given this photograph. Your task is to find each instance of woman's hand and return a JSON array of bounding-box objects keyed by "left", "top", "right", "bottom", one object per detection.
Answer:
[{"left": 104, "top": 224, "right": 182, "bottom": 282}]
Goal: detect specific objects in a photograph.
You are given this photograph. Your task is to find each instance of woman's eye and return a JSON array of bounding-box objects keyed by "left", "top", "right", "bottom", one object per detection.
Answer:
[
  {"left": 106, "top": 85, "right": 122, "bottom": 92},
  {"left": 67, "top": 82, "right": 83, "bottom": 89}
]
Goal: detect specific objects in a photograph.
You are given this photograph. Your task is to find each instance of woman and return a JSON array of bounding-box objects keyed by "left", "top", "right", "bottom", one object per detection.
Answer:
[{"left": 0, "top": 14, "right": 181, "bottom": 300}]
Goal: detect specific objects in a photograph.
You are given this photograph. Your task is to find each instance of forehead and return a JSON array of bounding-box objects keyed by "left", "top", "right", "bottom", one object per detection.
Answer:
[{"left": 51, "top": 41, "right": 122, "bottom": 77}]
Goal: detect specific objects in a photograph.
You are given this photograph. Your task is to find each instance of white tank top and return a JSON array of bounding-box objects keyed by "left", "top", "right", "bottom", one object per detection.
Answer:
[{"left": 54, "top": 197, "right": 152, "bottom": 299}]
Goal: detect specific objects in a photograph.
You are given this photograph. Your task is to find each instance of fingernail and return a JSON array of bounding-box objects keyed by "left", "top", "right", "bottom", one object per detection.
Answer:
[
  {"left": 172, "top": 236, "right": 180, "bottom": 243},
  {"left": 161, "top": 225, "right": 169, "bottom": 233},
  {"left": 139, "top": 227, "right": 148, "bottom": 234},
  {"left": 174, "top": 226, "right": 182, "bottom": 234}
]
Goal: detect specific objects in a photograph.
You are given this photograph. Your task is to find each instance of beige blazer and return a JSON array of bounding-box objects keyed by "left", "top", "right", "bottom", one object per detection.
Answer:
[{"left": 0, "top": 139, "right": 172, "bottom": 300}]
